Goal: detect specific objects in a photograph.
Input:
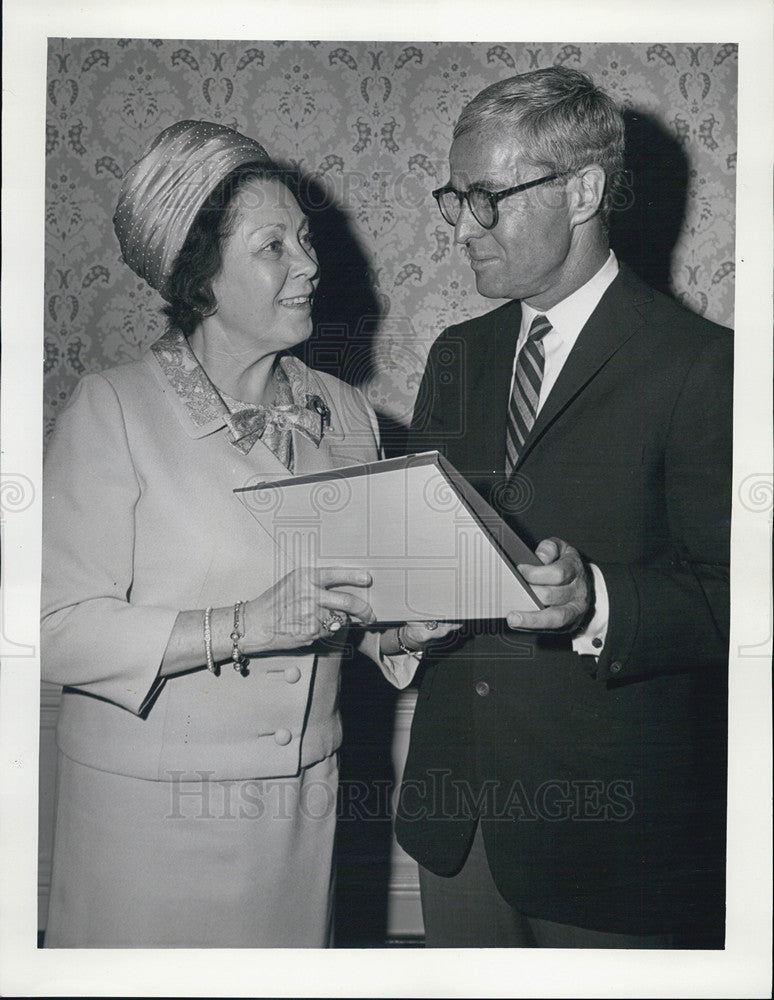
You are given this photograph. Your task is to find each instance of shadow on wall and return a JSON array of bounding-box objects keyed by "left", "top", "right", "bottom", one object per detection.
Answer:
[
  {"left": 286, "top": 170, "right": 382, "bottom": 381},
  {"left": 609, "top": 110, "right": 690, "bottom": 299},
  {"left": 292, "top": 169, "right": 410, "bottom": 458}
]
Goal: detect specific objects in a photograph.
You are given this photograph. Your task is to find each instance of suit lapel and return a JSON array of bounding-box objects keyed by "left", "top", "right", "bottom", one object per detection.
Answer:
[
  {"left": 514, "top": 267, "right": 652, "bottom": 468},
  {"left": 474, "top": 300, "right": 522, "bottom": 474}
]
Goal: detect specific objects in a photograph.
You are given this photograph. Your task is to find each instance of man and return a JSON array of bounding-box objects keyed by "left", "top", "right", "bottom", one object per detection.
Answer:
[{"left": 395, "top": 67, "right": 731, "bottom": 949}]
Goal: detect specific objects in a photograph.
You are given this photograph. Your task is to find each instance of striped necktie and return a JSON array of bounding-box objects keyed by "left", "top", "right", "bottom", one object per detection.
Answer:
[{"left": 505, "top": 314, "right": 552, "bottom": 475}]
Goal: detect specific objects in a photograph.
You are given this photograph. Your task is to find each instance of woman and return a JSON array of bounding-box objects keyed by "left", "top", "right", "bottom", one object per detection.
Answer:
[{"left": 42, "top": 120, "right": 450, "bottom": 948}]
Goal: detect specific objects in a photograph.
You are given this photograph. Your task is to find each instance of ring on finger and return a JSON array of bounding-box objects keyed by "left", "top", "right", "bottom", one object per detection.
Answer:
[{"left": 320, "top": 611, "right": 345, "bottom": 633}]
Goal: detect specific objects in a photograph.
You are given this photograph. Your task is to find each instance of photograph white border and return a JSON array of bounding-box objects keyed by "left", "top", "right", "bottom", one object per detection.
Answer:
[{"left": 1, "top": 1, "right": 771, "bottom": 996}]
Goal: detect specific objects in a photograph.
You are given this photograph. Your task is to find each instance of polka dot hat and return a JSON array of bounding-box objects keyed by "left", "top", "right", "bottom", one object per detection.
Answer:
[{"left": 113, "top": 120, "right": 273, "bottom": 300}]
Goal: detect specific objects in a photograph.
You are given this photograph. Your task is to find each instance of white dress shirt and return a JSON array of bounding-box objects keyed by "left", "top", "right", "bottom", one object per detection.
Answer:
[{"left": 512, "top": 250, "right": 619, "bottom": 656}]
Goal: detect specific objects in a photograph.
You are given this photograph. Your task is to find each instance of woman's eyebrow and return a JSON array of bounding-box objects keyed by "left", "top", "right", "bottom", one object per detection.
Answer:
[
  {"left": 244, "top": 217, "right": 310, "bottom": 239},
  {"left": 245, "top": 220, "right": 288, "bottom": 235}
]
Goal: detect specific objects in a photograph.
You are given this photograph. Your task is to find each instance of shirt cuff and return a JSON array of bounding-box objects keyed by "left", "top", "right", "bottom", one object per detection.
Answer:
[
  {"left": 572, "top": 563, "right": 609, "bottom": 657},
  {"left": 357, "top": 628, "right": 423, "bottom": 689},
  {"left": 380, "top": 649, "right": 424, "bottom": 689}
]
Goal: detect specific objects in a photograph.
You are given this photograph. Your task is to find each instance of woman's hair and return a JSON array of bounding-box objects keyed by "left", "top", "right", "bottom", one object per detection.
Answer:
[
  {"left": 454, "top": 67, "right": 625, "bottom": 222},
  {"left": 162, "top": 161, "right": 292, "bottom": 335}
]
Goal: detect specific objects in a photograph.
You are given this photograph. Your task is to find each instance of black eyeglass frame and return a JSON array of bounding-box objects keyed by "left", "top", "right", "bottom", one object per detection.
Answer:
[{"left": 432, "top": 172, "right": 562, "bottom": 229}]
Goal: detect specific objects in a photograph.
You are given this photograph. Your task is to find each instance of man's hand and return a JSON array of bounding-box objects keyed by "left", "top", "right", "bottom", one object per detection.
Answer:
[{"left": 508, "top": 537, "right": 592, "bottom": 632}]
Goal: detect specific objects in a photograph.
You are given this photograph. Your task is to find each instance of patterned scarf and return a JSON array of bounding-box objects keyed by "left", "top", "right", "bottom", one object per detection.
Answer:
[{"left": 151, "top": 327, "right": 330, "bottom": 471}]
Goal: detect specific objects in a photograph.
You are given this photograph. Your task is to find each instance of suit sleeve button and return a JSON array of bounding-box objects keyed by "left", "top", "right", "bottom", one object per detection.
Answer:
[
  {"left": 475, "top": 681, "right": 490, "bottom": 697},
  {"left": 273, "top": 728, "right": 293, "bottom": 746},
  {"left": 609, "top": 661, "right": 622, "bottom": 674},
  {"left": 284, "top": 666, "right": 302, "bottom": 684}
]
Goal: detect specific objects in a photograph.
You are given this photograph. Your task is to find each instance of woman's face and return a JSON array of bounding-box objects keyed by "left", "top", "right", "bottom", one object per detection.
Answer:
[{"left": 209, "top": 176, "right": 319, "bottom": 356}]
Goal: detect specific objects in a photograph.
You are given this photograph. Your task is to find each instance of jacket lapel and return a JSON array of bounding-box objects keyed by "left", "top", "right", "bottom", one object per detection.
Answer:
[
  {"left": 514, "top": 266, "right": 652, "bottom": 468},
  {"left": 283, "top": 365, "right": 350, "bottom": 475},
  {"left": 476, "top": 300, "right": 522, "bottom": 474}
]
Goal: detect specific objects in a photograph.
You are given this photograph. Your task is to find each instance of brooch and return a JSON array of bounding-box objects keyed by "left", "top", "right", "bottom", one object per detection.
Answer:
[{"left": 306, "top": 394, "right": 331, "bottom": 430}]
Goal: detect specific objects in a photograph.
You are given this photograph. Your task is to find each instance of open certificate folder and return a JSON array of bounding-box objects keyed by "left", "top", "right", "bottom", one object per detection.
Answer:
[{"left": 234, "top": 451, "right": 543, "bottom": 623}]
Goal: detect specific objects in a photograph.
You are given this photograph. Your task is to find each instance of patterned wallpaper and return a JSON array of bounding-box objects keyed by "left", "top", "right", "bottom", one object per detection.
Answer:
[{"left": 44, "top": 39, "right": 737, "bottom": 445}]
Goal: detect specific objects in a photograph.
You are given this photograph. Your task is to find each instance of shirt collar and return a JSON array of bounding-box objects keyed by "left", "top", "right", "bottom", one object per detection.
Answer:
[{"left": 520, "top": 250, "right": 619, "bottom": 342}]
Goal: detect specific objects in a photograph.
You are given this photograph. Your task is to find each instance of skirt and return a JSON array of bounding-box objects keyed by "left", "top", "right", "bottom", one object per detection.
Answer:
[{"left": 45, "top": 750, "right": 338, "bottom": 947}]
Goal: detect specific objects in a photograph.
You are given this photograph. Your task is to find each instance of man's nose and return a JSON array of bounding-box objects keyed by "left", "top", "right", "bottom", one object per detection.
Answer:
[{"left": 453, "top": 198, "right": 485, "bottom": 245}]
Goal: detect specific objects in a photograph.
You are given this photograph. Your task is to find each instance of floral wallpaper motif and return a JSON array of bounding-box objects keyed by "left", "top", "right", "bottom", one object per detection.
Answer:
[{"left": 44, "top": 39, "right": 737, "bottom": 443}]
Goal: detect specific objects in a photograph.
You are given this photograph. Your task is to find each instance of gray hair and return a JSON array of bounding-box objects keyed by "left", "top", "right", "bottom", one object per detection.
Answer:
[{"left": 454, "top": 67, "right": 625, "bottom": 220}]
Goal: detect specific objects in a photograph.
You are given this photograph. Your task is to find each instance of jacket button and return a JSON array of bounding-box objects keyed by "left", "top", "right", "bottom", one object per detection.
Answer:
[
  {"left": 475, "top": 681, "right": 490, "bottom": 697},
  {"left": 273, "top": 728, "right": 292, "bottom": 746},
  {"left": 284, "top": 666, "right": 302, "bottom": 684},
  {"left": 609, "top": 661, "right": 622, "bottom": 674}
]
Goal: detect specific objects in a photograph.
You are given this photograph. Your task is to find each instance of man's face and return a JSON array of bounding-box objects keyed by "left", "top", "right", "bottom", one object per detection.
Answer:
[{"left": 448, "top": 128, "right": 576, "bottom": 309}]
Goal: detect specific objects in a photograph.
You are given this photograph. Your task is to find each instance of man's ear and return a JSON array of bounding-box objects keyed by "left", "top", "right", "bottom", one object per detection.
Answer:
[{"left": 568, "top": 164, "right": 606, "bottom": 227}]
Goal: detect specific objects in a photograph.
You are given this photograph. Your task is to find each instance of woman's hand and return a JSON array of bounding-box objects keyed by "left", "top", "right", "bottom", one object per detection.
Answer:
[
  {"left": 400, "top": 621, "right": 463, "bottom": 649},
  {"left": 380, "top": 620, "right": 463, "bottom": 658},
  {"left": 243, "top": 567, "right": 376, "bottom": 653}
]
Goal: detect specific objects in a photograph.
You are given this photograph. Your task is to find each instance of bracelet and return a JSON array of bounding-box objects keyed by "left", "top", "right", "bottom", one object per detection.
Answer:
[
  {"left": 396, "top": 626, "right": 424, "bottom": 659},
  {"left": 203, "top": 606, "right": 217, "bottom": 675},
  {"left": 230, "top": 601, "right": 250, "bottom": 674}
]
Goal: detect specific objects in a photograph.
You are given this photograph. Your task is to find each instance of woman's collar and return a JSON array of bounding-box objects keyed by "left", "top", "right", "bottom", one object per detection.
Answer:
[
  {"left": 146, "top": 327, "right": 229, "bottom": 438},
  {"left": 146, "top": 327, "right": 346, "bottom": 442}
]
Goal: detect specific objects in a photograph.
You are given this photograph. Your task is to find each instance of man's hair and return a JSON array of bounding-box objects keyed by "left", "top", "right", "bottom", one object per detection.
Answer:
[{"left": 454, "top": 66, "right": 625, "bottom": 220}]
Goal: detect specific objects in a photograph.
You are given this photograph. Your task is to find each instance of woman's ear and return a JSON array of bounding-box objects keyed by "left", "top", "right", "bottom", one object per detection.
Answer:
[{"left": 568, "top": 164, "right": 606, "bottom": 227}]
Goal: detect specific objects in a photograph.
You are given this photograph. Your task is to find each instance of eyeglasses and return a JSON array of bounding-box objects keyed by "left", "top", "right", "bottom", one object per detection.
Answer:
[{"left": 432, "top": 173, "right": 560, "bottom": 230}]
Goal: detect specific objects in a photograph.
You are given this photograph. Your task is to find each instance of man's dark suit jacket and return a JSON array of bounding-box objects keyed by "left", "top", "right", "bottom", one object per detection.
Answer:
[{"left": 395, "top": 264, "right": 731, "bottom": 941}]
